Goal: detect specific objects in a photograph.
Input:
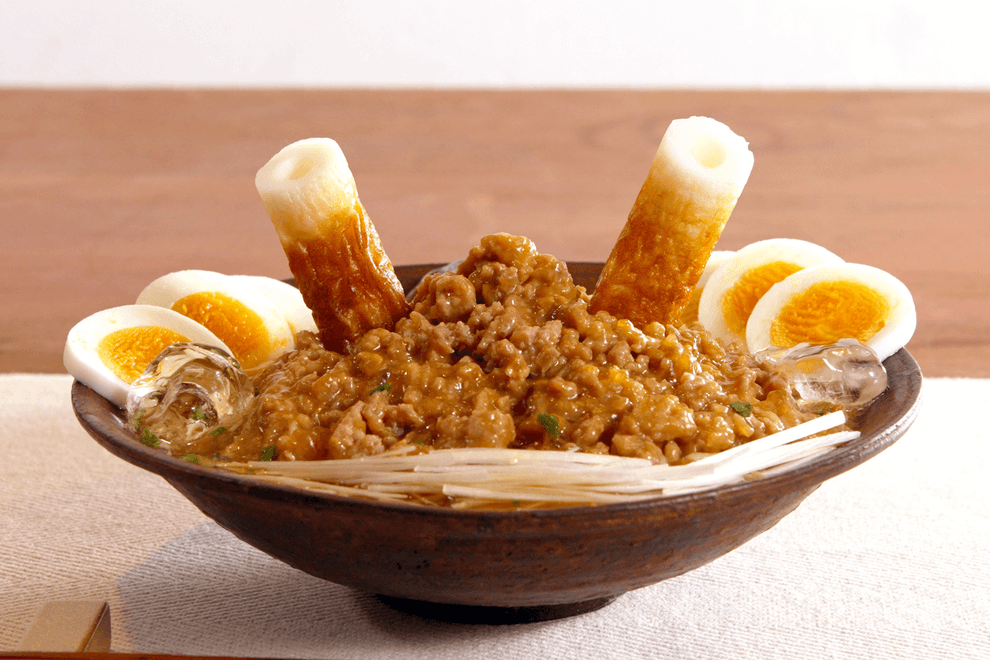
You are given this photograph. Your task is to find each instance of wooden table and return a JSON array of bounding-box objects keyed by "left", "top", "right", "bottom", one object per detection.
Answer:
[{"left": 2, "top": 89, "right": 987, "bottom": 377}]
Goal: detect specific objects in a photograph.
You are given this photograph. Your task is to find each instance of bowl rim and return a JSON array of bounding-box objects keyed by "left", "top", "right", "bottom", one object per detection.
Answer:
[{"left": 71, "top": 348, "right": 923, "bottom": 522}]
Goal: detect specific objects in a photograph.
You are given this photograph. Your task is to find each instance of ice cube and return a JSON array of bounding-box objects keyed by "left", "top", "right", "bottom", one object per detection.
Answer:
[
  {"left": 756, "top": 339, "right": 888, "bottom": 409},
  {"left": 125, "top": 343, "right": 254, "bottom": 456}
]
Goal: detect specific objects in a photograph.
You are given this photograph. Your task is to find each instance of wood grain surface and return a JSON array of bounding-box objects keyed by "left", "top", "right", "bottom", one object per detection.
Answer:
[{"left": 1, "top": 89, "right": 987, "bottom": 377}]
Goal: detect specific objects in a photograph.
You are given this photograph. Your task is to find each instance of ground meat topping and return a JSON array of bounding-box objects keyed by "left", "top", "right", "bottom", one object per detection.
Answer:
[{"left": 220, "top": 233, "right": 814, "bottom": 464}]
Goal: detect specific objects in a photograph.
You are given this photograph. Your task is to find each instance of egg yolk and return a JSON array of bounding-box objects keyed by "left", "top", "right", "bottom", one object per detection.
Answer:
[
  {"left": 769, "top": 280, "right": 890, "bottom": 347},
  {"left": 171, "top": 292, "right": 271, "bottom": 370},
  {"left": 98, "top": 326, "right": 189, "bottom": 383},
  {"left": 722, "top": 262, "right": 803, "bottom": 337}
]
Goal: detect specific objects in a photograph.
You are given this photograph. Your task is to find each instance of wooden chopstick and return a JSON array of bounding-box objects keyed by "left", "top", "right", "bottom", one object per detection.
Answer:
[
  {"left": 9, "top": 601, "right": 345, "bottom": 660},
  {"left": 15, "top": 602, "right": 110, "bottom": 654}
]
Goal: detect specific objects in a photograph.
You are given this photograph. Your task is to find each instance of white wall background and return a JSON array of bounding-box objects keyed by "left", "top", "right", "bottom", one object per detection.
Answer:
[{"left": 2, "top": 0, "right": 988, "bottom": 89}]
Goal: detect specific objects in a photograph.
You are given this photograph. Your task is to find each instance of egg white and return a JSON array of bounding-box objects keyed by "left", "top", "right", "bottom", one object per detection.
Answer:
[
  {"left": 136, "top": 269, "right": 295, "bottom": 371},
  {"left": 698, "top": 250, "right": 736, "bottom": 290},
  {"left": 229, "top": 275, "right": 317, "bottom": 335},
  {"left": 698, "top": 239, "right": 844, "bottom": 346},
  {"left": 680, "top": 250, "right": 735, "bottom": 325},
  {"left": 64, "top": 304, "right": 232, "bottom": 408},
  {"left": 746, "top": 263, "right": 916, "bottom": 361}
]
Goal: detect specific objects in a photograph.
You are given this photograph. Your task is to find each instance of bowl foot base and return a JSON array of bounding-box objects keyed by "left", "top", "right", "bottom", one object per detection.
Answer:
[{"left": 376, "top": 594, "right": 621, "bottom": 624}]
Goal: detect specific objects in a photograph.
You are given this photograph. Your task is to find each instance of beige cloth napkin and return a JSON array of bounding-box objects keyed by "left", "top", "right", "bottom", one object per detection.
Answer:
[{"left": 2, "top": 373, "right": 988, "bottom": 659}]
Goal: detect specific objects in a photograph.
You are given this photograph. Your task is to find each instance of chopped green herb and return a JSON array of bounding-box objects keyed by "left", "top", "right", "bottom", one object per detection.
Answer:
[
  {"left": 190, "top": 406, "right": 207, "bottom": 421},
  {"left": 817, "top": 404, "right": 831, "bottom": 416},
  {"left": 254, "top": 387, "right": 260, "bottom": 396},
  {"left": 729, "top": 401, "right": 753, "bottom": 417},
  {"left": 140, "top": 427, "right": 160, "bottom": 448},
  {"left": 131, "top": 412, "right": 144, "bottom": 431},
  {"left": 512, "top": 500, "right": 521, "bottom": 506},
  {"left": 182, "top": 454, "right": 201, "bottom": 464},
  {"left": 210, "top": 426, "right": 227, "bottom": 437},
  {"left": 537, "top": 412, "right": 561, "bottom": 438},
  {"left": 370, "top": 381, "right": 392, "bottom": 395},
  {"left": 259, "top": 445, "right": 276, "bottom": 462}
]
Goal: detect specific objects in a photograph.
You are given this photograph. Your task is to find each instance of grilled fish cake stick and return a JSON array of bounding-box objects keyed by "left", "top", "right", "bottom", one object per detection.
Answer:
[
  {"left": 589, "top": 117, "right": 754, "bottom": 327},
  {"left": 256, "top": 138, "right": 410, "bottom": 353}
]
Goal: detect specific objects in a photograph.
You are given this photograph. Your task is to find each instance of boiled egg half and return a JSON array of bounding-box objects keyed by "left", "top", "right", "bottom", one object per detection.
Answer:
[
  {"left": 698, "top": 239, "right": 844, "bottom": 347},
  {"left": 230, "top": 275, "right": 317, "bottom": 336},
  {"left": 136, "top": 270, "right": 295, "bottom": 373},
  {"left": 64, "top": 305, "right": 232, "bottom": 408},
  {"left": 680, "top": 250, "right": 735, "bottom": 325},
  {"left": 747, "top": 263, "right": 916, "bottom": 361}
]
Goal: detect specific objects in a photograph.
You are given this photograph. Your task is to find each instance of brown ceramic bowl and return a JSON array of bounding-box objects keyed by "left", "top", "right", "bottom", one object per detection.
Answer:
[{"left": 71, "top": 263, "right": 923, "bottom": 624}]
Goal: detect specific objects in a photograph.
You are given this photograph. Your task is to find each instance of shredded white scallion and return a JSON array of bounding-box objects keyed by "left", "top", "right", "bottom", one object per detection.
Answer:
[{"left": 221, "top": 412, "right": 857, "bottom": 508}]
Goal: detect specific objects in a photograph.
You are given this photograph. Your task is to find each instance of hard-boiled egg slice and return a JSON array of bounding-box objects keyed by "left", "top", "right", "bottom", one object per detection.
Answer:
[
  {"left": 229, "top": 275, "right": 317, "bottom": 335},
  {"left": 136, "top": 270, "right": 294, "bottom": 372},
  {"left": 746, "top": 263, "right": 916, "bottom": 361},
  {"left": 64, "top": 304, "right": 232, "bottom": 408},
  {"left": 679, "top": 250, "right": 735, "bottom": 325},
  {"left": 698, "top": 239, "right": 844, "bottom": 346}
]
